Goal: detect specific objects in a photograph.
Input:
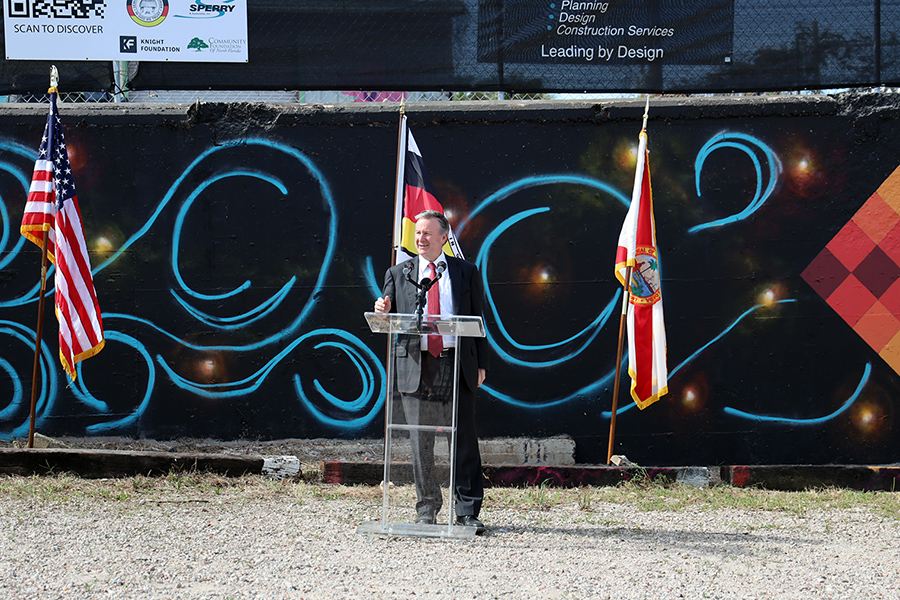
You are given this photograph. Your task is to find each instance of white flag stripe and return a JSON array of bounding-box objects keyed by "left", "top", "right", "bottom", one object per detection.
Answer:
[
  {"left": 23, "top": 200, "right": 54, "bottom": 214},
  {"left": 28, "top": 181, "right": 53, "bottom": 195},
  {"left": 621, "top": 134, "right": 647, "bottom": 253},
  {"left": 56, "top": 258, "right": 96, "bottom": 356},
  {"left": 58, "top": 206, "right": 101, "bottom": 342},
  {"left": 614, "top": 131, "right": 648, "bottom": 285},
  {"left": 32, "top": 159, "right": 53, "bottom": 172},
  {"left": 652, "top": 303, "right": 667, "bottom": 389},
  {"left": 407, "top": 129, "right": 422, "bottom": 157}
]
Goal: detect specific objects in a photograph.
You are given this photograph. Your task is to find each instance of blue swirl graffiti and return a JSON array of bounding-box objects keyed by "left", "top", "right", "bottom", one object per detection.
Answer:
[
  {"left": 0, "top": 141, "right": 52, "bottom": 305},
  {"left": 602, "top": 299, "right": 797, "bottom": 418},
  {"left": 0, "top": 138, "right": 384, "bottom": 436},
  {"left": 294, "top": 338, "right": 384, "bottom": 430},
  {"left": 72, "top": 331, "right": 155, "bottom": 434},
  {"left": 0, "top": 130, "right": 866, "bottom": 439},
  {"left": 364, "top": 153, "right": 865, "bottom": 424},
  {"left": 459, "top": 174, "right": 631, "bottom": 230},
  {"left": 474, "top": 208, "right": 621, "bottom": 368},
  {"left": 724, "top": 363, "right": 872, "bottom": 424},
  {"left": 170, "top": 169, "right": 295, "bottom": 329},
  {"left": 0, "top": 320, "right": 58, "bottom": 439},
  {"left": 689, "top": 132, "right": 782, "bottom": 233}
]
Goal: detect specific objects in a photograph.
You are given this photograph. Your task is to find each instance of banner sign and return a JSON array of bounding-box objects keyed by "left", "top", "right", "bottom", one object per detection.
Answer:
[
  {"left": 4, "top": 0, "right": 248, "bottom": 62},
  {"left": 478, "top": 0, "right": 733, "bottom": 65},
  {"left": 0, "top": 0, "right": 893, "bottom": 94}
]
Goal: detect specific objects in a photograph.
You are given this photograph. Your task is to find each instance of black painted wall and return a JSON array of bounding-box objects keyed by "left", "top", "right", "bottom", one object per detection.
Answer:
[{"left": 1, "top": 95, "right": 898, "bottom": 465}]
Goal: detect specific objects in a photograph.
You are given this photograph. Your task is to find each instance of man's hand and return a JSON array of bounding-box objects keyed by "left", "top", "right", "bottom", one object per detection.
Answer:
[
  {"left": 477, "top": 368, "right": 486, "bottom": 387},
  {"left": 374, "top": 295, "right": 391, "bottom": 313}
]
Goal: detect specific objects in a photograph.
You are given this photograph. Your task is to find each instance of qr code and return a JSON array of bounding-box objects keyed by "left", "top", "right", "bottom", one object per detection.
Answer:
[{"left": 24, "top": 0, "right": 107, "bottom": 18}]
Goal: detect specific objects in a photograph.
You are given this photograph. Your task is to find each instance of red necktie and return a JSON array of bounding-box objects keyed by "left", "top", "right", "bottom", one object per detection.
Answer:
[{"left": 427, "top": 261, "right": 443, "bottom": 358}]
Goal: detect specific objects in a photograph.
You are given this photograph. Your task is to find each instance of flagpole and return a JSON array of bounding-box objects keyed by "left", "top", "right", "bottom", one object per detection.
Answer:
[
  {"left": 375, "top": 105, "right": 410, "bottom": 524},
  {"left": 391, "top": 106, "right": 408, "bottom": 265},
  {"left": 607, "top": 266, "right": 631, "bottom": 464},
  {"left": 27, "top": 236, "right": 50, "bottom": 449},
  {"left": 27, "top": 67, "right": 59, "bottom": 449},
  {"left": 607, "top": 97, "right": 651, "bottom": 464}
]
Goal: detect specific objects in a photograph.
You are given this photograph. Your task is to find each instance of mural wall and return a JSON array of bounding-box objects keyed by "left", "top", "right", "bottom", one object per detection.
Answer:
[{"left": 1, "top": 96, "right": 899, "bottom": 465}]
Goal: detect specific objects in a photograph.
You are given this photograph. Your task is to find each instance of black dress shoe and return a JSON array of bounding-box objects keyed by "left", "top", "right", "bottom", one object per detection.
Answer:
[
  {"left": 415, "top": 512, "right": 436, "bottom": 525},
  {"left": 456, "top": 515, "right": 485, "bottom": 533}
]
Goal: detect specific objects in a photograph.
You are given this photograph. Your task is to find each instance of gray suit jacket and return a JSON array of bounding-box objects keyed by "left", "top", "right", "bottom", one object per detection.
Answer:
[{"left": 382, "top": 256, "right": 490, "bottom": 394}]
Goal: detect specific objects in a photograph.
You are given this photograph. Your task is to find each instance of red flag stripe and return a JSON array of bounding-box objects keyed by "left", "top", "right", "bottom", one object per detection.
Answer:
[
  {"left": 403, "top": 184, "right": 443, "bottom": 218},
  {"left": 56, "top": 202, "right": 103, "bottom": 353}
]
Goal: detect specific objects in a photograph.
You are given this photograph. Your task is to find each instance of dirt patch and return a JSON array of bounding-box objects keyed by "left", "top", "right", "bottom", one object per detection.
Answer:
[{"left": 0, "top": 436, "right": 397, "bottom": 465}]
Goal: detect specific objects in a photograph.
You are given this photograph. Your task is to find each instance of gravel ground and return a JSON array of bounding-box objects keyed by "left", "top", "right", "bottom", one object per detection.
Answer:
[{"left": 1, "top": 477, "right": 898, "bottom": 600}]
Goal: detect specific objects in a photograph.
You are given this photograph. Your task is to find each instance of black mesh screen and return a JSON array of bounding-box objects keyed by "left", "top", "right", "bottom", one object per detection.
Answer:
[{"left": 1, "top": 0, "right": 898, "bottom": 94}]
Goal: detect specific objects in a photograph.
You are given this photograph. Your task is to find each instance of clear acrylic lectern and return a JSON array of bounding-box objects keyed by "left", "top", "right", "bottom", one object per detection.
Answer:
[{"left": 358, "top": 312, "right": 485, "bottom": 539}]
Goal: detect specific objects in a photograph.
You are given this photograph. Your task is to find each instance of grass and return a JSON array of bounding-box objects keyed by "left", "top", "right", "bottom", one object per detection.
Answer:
[
  {"left": 0, "top": 471, "right": 898, "bottom": 521},
  {"left": 484, "top": 478, "right": 900, "bottom": 520}
]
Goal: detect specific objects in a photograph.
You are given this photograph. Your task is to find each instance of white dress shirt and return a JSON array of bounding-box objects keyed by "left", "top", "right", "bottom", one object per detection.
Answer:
[{"left": 418, "top": 253, "right": 454, "bottom": 349}]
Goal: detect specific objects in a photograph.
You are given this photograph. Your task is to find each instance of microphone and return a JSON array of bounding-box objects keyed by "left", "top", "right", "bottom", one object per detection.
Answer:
[
  {"left": 403, "top": 262, "right": 418, "bottom": 286},
  {"left": 436, "top": 262, "right": 447, "bottom": 276}
]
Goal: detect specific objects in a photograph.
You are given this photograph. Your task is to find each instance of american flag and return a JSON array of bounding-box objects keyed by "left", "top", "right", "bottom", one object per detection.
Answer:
[{"left": 20, "top": 90, "right": 104, "bottom": 380}]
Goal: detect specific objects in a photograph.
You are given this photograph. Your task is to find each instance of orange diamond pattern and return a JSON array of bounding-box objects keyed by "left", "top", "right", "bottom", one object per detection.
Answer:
[{"left": 802, "top": 165, "right": 900, "bottom": 375}]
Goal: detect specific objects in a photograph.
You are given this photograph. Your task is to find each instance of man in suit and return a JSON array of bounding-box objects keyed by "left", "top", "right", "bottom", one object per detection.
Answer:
[{"left": 374, "top": 209, "right": 489, "bottom": 533}]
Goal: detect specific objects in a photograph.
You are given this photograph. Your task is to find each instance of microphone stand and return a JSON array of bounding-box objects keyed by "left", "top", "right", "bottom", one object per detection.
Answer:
[{"left": 404, "top": 264, "right": 444, "bottom": 331}]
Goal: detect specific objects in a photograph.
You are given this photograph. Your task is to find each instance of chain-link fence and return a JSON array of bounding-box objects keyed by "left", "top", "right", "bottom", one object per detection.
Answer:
[
  {"left": 1, "top": 88, "right": 598, "bottom": 104},
  {"left": 3, "top": 88, "right": 874, "bottom": 105},
  {"left": 1, "top": 88, "right": 615, "bottom": 104}
]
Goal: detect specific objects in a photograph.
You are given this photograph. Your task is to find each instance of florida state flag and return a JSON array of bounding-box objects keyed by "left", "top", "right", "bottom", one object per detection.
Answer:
[{"left": 614, "top": 128, "right": 667, "bottom": 409}]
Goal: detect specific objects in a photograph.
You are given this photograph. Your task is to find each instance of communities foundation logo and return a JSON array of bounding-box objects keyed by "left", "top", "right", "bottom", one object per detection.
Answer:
[
  {"left": 127, "top": 0, "right": 169, "bottom": 26},
  {"left": 184, "top": 36, "right": 246, "bottom": 53}
]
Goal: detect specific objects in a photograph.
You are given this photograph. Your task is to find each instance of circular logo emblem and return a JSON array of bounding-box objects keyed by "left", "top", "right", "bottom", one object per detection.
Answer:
[
  {"left": 629, "top": 246, "right": 662, "bottom": 306},
  {"left": 127, "top": 0, "right": 169, "bottom": 27}
]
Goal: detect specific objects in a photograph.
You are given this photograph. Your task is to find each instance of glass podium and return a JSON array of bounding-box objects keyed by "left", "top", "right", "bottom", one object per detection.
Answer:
[{"left": 358, "top": 312, "right": 485, "bottom": 539}]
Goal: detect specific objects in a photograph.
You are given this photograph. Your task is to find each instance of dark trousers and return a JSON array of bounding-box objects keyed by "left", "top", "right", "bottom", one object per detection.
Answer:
[{"left": 400, "top": 350, "right": 483, "bottom": 518}]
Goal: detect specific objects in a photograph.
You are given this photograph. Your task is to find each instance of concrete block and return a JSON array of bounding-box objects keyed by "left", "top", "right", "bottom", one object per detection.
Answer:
[
  {"left": 31, "top": 433, "right": 68, "bottom": 449},
  {"left": 435, "top": 437, "right": 575, "bottom": 466},
  {"left": 610, "top": 455, "right": 635, "bottom": 467},
  {"left": 676, "top": 466, "right": 711, "bottom": 488},
  {"left": 261, "top": 455, "right": 301, "bottom": 479}
]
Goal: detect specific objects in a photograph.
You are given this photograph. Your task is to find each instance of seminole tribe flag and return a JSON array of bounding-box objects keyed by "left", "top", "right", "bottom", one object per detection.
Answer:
[
  {"left": 614, "top": 128, "right": 667, "bottom": 409},
  {"left": 20, "top": 90, "right": 104, "bottom": 380},
  {"left": 393, "top": 116, "right": 464, "bottom": 263}
]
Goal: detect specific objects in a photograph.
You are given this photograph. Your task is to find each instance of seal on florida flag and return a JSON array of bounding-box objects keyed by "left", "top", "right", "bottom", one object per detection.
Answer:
[{"left": 629, "top": 245, "right": 662, "bottom": 306}]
